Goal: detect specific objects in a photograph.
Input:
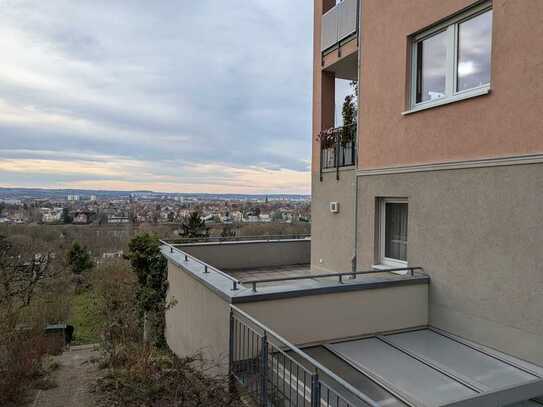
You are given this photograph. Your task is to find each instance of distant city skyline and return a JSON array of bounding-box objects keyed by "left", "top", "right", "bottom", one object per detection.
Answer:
[{"left": 0, "top": 1, "right": 314, "bottom": 194}]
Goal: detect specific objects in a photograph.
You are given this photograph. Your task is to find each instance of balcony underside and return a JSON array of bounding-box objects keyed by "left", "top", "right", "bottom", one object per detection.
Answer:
[{"left": 323, "top": 38, "right": 358, "bottom": 81}]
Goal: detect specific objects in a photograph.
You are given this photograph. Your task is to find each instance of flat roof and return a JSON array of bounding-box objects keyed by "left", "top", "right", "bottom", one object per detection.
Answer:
[
  {"left": 161, "top": 245, "right": 429, "bottom": 303},
  {"left": 308, "top": 328, "right": 543, "bottom": 407}
]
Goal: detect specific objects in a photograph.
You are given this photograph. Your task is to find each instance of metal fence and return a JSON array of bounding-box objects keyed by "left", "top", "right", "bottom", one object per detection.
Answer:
[
  {"left": 244, "top": 267, "right": 423, "bottom": 293},
  {"left": 230, "top": 305, "right": 379, "bottom": 407},
  {"left": 320, "top": 124, "right": 357, "bottom": 180},
  {"left": 160, "top": 240, "right": 242, "bottom": 290}
]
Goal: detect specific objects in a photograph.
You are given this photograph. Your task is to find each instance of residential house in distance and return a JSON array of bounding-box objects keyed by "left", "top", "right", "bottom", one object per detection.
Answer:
[
  {"left": 162, "top": 1, "right": 543, "bottom": 406},
  {"left": 72, "top": 211, "right": 92, "bottom": 225},
  {"left": 41, "top": 207, "right": 63, "bottom": 223}
]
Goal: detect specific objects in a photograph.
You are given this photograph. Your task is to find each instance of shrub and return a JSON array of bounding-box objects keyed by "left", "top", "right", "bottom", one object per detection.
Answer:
[
  {"left": 95, "top": 347, "right": 243, "bottom": 407},
  {"left": 0, "top": 327, "right": 49, "bottom": 406},
  {"left": 92, "top": 259, "right": 141, "bottom": 365}
]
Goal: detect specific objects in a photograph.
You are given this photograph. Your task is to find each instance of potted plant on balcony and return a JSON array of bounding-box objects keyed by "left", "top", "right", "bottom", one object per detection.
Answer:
[{"left": 341, "top": 81, "right": 357, "bottom": 146}]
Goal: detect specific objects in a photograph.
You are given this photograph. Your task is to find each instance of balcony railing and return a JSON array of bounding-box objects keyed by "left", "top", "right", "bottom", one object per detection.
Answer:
[
  {"left": 319, "top": 123, "right": 356, "bottom": 180},
  {"left": 230, "top": 305, "right": 380, "bottom": 407},
  {"left": 321, "top": 0, "right": 359, "bottom": 52}
]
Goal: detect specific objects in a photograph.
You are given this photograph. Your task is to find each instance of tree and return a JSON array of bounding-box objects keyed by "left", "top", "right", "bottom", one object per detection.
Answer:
[
  {"left": 66, "top": 241, "right": 93, "bottom": 275},
  {"left": 127, "top": 233, "right": 168, "bottom": 346},
  {"left": 0, "top": 235, "right": 59, "bottom": 406},
  {"left": 180, "top": 211, "right": 209, "bottom": 239},
  {"left": 62, "top": 208, "right": 72, "bottom": 224},
  {"left": 220, "top": 224, "right": 236, "bottom": 238},
  {"left": 0, "top": 235, "right": 57, "bottom": 320},
  {"left": 341, "top": 81, "right": 358, "bottom": 144}
]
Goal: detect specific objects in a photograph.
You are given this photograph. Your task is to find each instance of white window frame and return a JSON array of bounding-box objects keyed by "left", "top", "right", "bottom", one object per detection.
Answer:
[
  {"left": 404, "top": 1, "right": 492, "bottom": 114},
  {"left": 378, "top": 198, "right": 408, "bottom": 268}
]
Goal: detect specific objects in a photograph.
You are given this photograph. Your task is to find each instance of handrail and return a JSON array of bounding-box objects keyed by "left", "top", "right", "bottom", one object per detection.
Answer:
[
  {"left": 230, "top": 304, "right": 382, "bottom": 407},
  {"left": 160, "top": 240, "right": 242, "bottom": 291},
  {"left": 167, "top": 234, "right": 311, "bottom": 245},
  {"left": 245, "top": 267, "right": 424, "bottom": 292}
]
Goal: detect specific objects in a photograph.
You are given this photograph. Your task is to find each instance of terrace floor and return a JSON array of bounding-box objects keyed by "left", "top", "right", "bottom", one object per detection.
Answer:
[{"left": 226, "top": 264, "right": 313, "bottom": 284}]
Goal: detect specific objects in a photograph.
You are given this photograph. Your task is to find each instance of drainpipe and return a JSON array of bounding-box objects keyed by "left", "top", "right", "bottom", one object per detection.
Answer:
[
  {"left": 352, "top": 0, "right": 362, "bottom": 274},
  {"left": 352, "top": 172, "right": 358, "bottom": 274}
]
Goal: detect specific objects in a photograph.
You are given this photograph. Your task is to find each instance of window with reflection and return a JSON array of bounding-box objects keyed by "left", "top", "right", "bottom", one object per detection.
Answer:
[
  {"left": 457, "top": 10, "right": 493, "bottom": 92},
  {"left": 411, "top": 3, "right": 492, "bottom": 109},
  {"left": 416, "top": 30, "right": 448, "bottom": 103}
]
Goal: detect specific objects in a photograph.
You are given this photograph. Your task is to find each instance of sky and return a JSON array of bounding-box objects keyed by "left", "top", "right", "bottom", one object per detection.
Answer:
[{"left": 0, "top": 0, "right": 316, "bottom": 194}]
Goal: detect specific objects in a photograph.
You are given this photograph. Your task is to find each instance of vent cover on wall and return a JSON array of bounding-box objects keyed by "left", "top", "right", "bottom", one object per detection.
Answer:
[{"left": 330, "top": 202, "right": 340, "bottom": 213}]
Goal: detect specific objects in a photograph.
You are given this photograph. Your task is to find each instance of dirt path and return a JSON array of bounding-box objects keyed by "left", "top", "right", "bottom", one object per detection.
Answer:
[{"left": 32, "top": 344, "right": 100, "bottom": 407}]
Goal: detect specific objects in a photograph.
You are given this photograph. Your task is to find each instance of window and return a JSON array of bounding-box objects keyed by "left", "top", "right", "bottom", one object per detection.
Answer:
[
  {"left": 409, "top": 2, "right": 492, "bottom": 111},
  {"left": 379, "top": 199, "right": 408, "bottom": 267}
]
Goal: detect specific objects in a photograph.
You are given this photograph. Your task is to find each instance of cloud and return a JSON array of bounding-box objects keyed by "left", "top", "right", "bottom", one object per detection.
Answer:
[
  {"left": 0, "top": 155, "right": 310, "bottom": 194},
  {"left": 0, "top": 0, "right": 313, "bottom": 194}
]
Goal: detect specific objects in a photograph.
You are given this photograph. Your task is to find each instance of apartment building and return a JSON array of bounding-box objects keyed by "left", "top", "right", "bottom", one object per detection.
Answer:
[{"left": 162, "top": 1, "right": 543, "bottom": 405}]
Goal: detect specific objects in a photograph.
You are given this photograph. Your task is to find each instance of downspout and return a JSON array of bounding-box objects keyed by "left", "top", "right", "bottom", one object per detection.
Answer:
[
  {"left": 352, "top": 167, "right": 359, "bottom": 274},
  {"left": 352, "top": 0, "right": 362, "bottom": 274}
]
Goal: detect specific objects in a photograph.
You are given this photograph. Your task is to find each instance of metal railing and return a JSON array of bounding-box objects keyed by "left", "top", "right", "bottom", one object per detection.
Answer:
[
  {"left": 167, "top": 234, "right": 311, "bottom": 245},
  {"left": 321, "top": 0, "right": 360, "bottom": 52},
  {"left": 230, "top": 305, "right": 380, "bottom": 407},
  {"left": 320, "top": 124, "right": 357, "bottom": 181},
  {"left": 245, "top": 267, "right": 423, "bottom": 293},
  {"left": 160, "top": 240, "right": 242, "bottom": 291}
]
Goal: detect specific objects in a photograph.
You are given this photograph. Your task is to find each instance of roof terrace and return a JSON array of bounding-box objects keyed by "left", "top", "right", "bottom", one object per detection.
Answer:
[{"left": 160, "top": 236, "right": 429, "bottom": 302}]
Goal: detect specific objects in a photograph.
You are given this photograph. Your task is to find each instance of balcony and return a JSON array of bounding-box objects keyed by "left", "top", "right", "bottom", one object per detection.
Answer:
[
  {"left": 320, "top": 123, "right": 357, "bottom": 179},
  {"left": 321, "top": 0, "right": 359, "bottom": 53}
]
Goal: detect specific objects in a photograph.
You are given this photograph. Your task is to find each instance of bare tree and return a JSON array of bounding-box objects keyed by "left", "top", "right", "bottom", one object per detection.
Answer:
[{"left": 0, "top": 235, "right": 59, "bottom": 324}]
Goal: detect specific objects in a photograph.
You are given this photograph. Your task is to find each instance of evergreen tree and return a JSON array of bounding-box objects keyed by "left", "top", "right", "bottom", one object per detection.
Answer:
[
  {"left": 127, "top": 233, "right": 168, "bottom": 346},
  {"left": 66, "top": 241, "right": 93, "bottom": 275},
  {"left": 181, "top": 211, "right": 209, "bottom": 238}
]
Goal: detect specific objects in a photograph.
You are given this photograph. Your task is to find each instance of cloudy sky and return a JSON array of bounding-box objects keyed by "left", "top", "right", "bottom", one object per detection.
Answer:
[{"left": 0, "top": 1, "right": 315, "bottom": 194}]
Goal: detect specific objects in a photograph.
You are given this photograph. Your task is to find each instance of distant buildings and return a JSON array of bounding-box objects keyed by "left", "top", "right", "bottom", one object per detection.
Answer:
[
  {"left": 41, "top": 207, "right": 63, "bottom": 223},
  {"left": 107, "top": 215, "right": 130, "bottom": 224},
  {"left": 73, "top": 211, "right": 91, "bottom": 225}
]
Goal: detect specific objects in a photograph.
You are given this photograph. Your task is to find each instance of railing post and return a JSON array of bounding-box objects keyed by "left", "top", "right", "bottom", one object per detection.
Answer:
[
  {"left": 260, "top": 334, "right": 269, "bottom": 407},
  {"left": 229, "top": 310, "right": 235, "bottom": 375},
  {"left": 335, "top": 131, "right": 340, "bottom": 181},
  {"left": 319, "top": 134, "right": 323, "bottom": 182},
  {"left": 232, "top": 281, "right": 238, "bottom": 291},
  {"left": 310, "top": 372, "right": 321, "bottom": 407}
]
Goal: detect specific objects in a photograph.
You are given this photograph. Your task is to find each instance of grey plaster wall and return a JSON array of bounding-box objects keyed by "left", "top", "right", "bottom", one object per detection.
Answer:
[
  {"left": 356, "top": 163, "right": 543, "bottom": 364},
  {"left": 311, "top": 170, "right": 356, "bottom": 273},
  {"left": 179, "top": 239, "right": 310, "bottom": 270},
  {"left": 165, "top": 262, "right": 230, "bottom": 375},
  {"left": 239, "top": 283, "right": 428, "bottom": 345}
]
